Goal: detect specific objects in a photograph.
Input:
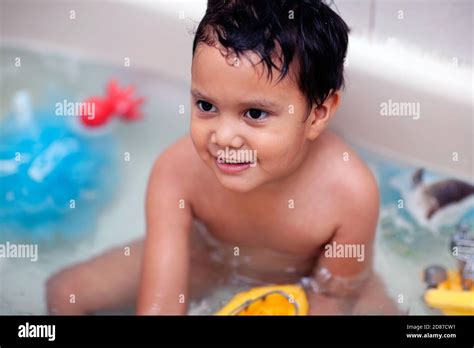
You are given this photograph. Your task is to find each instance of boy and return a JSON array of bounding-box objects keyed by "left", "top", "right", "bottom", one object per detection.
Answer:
[{"left": 47, "top": 0, "right": 397, "bottom": 315}]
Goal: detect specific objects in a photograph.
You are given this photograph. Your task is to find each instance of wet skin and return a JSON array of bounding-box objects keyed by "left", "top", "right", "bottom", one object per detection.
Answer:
[{"left": 46, "top": 42, "right": 399, "bottom": 316}]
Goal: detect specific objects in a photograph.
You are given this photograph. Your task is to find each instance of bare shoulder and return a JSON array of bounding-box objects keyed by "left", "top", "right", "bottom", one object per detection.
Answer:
[
  {"left": 313, "top": 131, "right": 380, "bottom": 229},
  {"left": 148, "top": 134, "right": 204, "bottom": 197},
  {"left": 320, "top": 131, "right": 377, "bottom": 193}
]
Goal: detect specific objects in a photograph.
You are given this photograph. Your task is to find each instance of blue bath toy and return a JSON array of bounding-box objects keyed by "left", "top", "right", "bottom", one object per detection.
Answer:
[{"left": 0, "top": 82, "right": 144, "bottom": 242}]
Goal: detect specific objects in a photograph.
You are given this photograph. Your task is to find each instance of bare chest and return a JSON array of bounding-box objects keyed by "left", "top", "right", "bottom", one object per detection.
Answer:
[{"left": 191, "top": 196, "right": 333, "bottom": 282}]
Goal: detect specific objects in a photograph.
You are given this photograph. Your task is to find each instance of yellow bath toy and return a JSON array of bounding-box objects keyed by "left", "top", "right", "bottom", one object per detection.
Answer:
[
  {"left": 424, "top": 269, "right": 474, "bottom": 315},
  {"left": 423, "top": 226, "right": 474, "bottom": 315},
  {"left": 216, "top": 284, "right": 308, "bottom": 315}
]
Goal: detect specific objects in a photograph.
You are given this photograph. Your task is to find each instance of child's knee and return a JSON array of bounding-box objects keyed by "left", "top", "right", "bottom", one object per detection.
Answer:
[{"left": 46, "top": 270, "right": 85, "bottom": 315}]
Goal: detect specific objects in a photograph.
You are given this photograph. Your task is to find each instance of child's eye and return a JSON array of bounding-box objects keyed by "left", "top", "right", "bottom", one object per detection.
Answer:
[
  {"left": 245, "top": 108, "right": 268, "bottom": 121},
  {"left": 196, "top": 100, "right": 217, "bottom": 113}
]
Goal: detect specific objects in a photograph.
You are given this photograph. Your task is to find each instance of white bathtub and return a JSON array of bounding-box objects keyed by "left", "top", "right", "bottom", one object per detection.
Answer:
[{"left": 1, "top": 0, "right": 472, "bottom": 315}]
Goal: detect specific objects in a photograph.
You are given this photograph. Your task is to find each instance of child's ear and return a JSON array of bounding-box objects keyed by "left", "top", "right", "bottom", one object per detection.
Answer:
[{"left": 306, "top": 91, "right": 341, "bottom": 141}]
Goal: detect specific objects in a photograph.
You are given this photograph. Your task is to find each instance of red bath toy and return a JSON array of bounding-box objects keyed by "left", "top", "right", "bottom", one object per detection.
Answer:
[{"left": 81, "top": 80, "right": 145, "bottom": 127}]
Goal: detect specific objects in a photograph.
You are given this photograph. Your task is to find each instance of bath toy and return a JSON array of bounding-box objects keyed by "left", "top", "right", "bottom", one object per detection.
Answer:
[
  {"left": 80, "top": 80, "right": 144, "bottom": 128},
  {"left": 215, "top": 284, "right": 308, "bottom": 315},
  {"left": 412, "top": 168, "right": 474, "bottom": 219},
  {"left": 423, "top": 225, "right": 474, "bottom": 315},
  {"left": 424, "top": 270, "right": 474, "bottom": 315},
  {"left": 0, "top": 80, "right": 144, "bottom": 242}
]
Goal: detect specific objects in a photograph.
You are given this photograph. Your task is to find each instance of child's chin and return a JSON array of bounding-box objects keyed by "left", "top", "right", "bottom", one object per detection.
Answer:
[{"left": 216, "top": 176, "right": 261, "bottom": 193}]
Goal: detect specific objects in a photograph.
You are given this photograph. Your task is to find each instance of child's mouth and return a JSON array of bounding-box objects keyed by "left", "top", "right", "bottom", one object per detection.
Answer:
[{"left": 214, "top": 157, "right": 254, "bottom": 173}]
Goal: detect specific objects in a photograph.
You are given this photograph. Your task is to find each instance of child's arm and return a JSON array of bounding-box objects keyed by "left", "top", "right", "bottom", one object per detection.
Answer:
[
  {"left": 307, "top": 170, "right": 397, "bottom": 314},
  {"left": 136, "top": 153, "right": 193, "bottom": 315}
]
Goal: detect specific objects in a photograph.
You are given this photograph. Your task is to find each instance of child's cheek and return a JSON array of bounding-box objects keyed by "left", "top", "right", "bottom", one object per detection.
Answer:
[
  {"left": 267, "top": 130, "right": 306, "bottom": 172},
  {"left": 190, "top": 119, "right": 207, "bottom": 151},
  {"left": 254, "top": 132, "right": 295, "bottom": 166}
]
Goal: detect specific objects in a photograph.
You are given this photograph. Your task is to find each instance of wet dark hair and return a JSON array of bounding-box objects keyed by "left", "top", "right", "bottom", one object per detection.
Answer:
[{"left": 192, "top": 0, "right": 350, "bottom": 109}]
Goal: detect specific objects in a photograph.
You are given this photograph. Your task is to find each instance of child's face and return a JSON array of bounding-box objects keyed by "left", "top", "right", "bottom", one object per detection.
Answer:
[{"left": 191, "top": 43, "right": 315, "bottom": 193}]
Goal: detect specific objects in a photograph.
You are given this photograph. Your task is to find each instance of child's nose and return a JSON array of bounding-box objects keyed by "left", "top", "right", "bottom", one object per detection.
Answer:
[{"left": 212, "top": 118, "right": 244, "bottom": 148}]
